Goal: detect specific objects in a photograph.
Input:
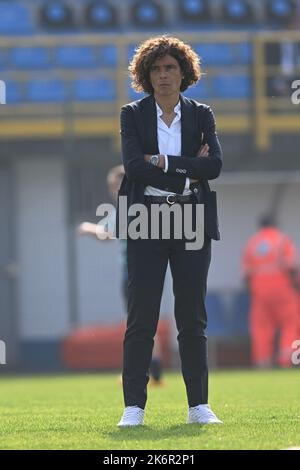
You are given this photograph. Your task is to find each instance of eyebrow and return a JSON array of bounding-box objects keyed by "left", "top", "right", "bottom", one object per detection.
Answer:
[{"left": 151, "top": 63, "right": 177, "bottom": 68}]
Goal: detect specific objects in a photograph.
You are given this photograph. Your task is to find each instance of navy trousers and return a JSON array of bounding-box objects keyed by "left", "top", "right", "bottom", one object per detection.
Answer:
[{"left": 122, "top": 198, "right": 211, "bottom": 409}]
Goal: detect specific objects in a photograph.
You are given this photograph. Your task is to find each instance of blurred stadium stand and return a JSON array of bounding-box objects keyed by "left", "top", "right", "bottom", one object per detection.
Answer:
[
  {"left": 40, "top": 1, "right": 75, "bottom": 30},
  {"left": 0, "top": 0, "right": 298, "bottom": 33},
  {"left": 0, "top": 1, "right": 298, "bottom": 152},
  {"left": 85, "top": 1, "right": 118, "bottom": 29},
  {"left": 0, "top": 2, "right": 34, "bottom": 35},
  {"left": 0, "top": 0, "right": 300, "bottom": 372}
]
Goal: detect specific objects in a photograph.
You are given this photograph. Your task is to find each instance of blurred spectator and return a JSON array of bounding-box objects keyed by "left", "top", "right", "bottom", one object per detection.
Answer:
[
  {"left": 241, "top": 215, "right": 300, "bottom": 368},
  {"left": 77, "top": 164, "right": 164, "bottom": 384}
]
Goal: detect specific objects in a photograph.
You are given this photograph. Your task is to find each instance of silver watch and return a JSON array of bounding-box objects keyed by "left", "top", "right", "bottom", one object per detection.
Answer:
[{"left": 149, "top": 155, "right": 159, "bottom": 166}]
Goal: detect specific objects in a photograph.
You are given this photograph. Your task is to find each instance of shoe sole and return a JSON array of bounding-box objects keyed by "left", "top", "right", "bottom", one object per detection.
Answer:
[
  {"left": 118, "top": 423, "right": 144, "bottom": 427},
  {"left": 187, "top": 420, "right": 223, "bottom": 424}
]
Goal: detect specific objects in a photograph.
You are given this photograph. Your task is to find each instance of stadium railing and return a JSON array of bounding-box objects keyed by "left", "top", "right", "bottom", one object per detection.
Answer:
[
  {"left": 0, "top": 32, "right": 299, "bottom": 149},
  {"left": 253, "top": 31, "right": 300, "bottom": 149}
]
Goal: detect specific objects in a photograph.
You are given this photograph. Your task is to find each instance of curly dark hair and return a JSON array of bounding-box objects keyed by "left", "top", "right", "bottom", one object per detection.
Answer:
[{"left": 128, "top": 35, "right": 202, "bottom": 94}]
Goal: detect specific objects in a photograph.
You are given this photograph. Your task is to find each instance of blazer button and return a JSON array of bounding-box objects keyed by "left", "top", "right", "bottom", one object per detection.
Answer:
[{"left": 193, "top": 188, "right": 198, "bottom": 194}]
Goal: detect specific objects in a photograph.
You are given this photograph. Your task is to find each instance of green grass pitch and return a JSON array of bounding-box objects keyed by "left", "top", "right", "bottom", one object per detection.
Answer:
[{"left": 0, "top": 369, "right": 299, "bottom": 450}]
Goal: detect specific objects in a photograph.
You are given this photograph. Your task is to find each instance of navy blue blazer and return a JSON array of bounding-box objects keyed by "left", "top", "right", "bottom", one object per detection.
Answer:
[{"left": 116, "top": 93, "right": 223, "bottom": 240}]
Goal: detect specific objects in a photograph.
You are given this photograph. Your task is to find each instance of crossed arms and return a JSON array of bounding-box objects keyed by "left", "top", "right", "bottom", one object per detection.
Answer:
[{"left": 120, "top": 104, "right": 223, "bottom": 194}]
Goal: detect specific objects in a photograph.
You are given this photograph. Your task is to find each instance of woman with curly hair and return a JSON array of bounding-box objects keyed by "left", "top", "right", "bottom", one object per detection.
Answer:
[{"left": 117, "top": 36, "right": 223, "bottom": 427}]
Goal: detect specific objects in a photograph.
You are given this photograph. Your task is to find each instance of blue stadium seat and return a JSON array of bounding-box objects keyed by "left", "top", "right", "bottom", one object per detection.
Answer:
[
  {"left": 206, "top": 290, "right": 250, "bottom": 338},
  {"left": 194, "top": 41, "right": 252, "bottom": 66},
  {"left": 74, "top": 77, "right": 116, "bottom": 101},
  {"left": 99, "top": 45, "right": 117, "bottom": 67},
  {"left": 231, "top": 290, "right": 250, "bottom": 336},
  {"left": 10, "top": 47, "right": 50, "bottom": 69},
  {"left": 236, "top": 42, "right": 252, "bottom": 64},
  {"left": 4, "top": 80, "right": 23, "bottom": 104},
  {"left": 27, "top": 78, "right": 67, "bottom": 102},
  {"left": 0, "top": 2, "right": 33, "bottom": 35},
  {"left": 184, "top": 78, "right": 212, "bottom": 100},
  {"left": 213, "top": 74, "right": 251, "bottom": 98},
  {"left": 127, "top": 41, "right": 252, "bottom": 67},
  {"left": 195, "top": 43, "right": 235, "bottom": 65},
  {"left": 55, "top": 46, "right": 97, "bottom": 68}
]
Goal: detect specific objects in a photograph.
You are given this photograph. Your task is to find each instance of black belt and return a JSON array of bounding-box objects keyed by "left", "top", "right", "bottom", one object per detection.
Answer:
[{"left": 144, "top": 194, "right": 194, "bottom": 205}]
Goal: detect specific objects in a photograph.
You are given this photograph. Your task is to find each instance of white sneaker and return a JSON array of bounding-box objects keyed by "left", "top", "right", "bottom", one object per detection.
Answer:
[
  {"left": 117, "top": 406, "right": 145, "bottom": 427},
  {"left": 187, "top": 404, "right": 223, "bottom": 424}
]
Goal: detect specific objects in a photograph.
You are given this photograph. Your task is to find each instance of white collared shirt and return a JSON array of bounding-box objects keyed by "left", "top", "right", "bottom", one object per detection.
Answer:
[{"left": 144, "top": 101, "right": 191, "bottom": 196}]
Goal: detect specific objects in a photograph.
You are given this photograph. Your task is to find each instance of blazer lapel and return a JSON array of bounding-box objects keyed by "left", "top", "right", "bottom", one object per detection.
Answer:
[
  {"left": 138, "top": 94, "right": 200, "bottom": 156},
  {"left": 180, "top": 94, "right": 198, "bottom": 157},
  {"left": 140, "top": 95, "right": 159, "bottom": 154}
]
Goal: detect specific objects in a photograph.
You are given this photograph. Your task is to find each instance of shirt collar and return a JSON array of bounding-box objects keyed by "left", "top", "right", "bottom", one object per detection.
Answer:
[{"left": 155, "top": 100, "right": 181, "bottom": 117}]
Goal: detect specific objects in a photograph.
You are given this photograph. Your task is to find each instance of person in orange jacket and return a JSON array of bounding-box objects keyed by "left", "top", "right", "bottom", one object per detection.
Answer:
[
  {"left": 77, "top": 164, "right": 164, "bottom": 384},
  {"left": 241, "top": 215, "right": 300, "bottom": 368}
]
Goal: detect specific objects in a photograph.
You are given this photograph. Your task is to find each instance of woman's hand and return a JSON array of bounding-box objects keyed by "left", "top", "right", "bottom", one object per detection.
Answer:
[
  {"left": 190, "top": 145, "right": 210, "bottom": 183},
  {"left": 197, "top": 144, "right": 209, "bottom": 157}
]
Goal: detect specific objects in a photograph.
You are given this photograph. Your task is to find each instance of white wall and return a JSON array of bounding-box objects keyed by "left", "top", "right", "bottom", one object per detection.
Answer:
[
  {"left": 76, "top": 236, "right": 124, "bottom": 325},
  {"left": 16, "top": 158, "right": 70, "bottom": 339}
]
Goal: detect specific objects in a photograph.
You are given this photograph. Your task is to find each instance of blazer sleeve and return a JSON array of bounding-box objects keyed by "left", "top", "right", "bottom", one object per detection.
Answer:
[
  {"left": 166, "top": 106, "right": 223, "bottom": 180},
  {"left": 120, "top": 105, "right": 186, "bottom": 193}
]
